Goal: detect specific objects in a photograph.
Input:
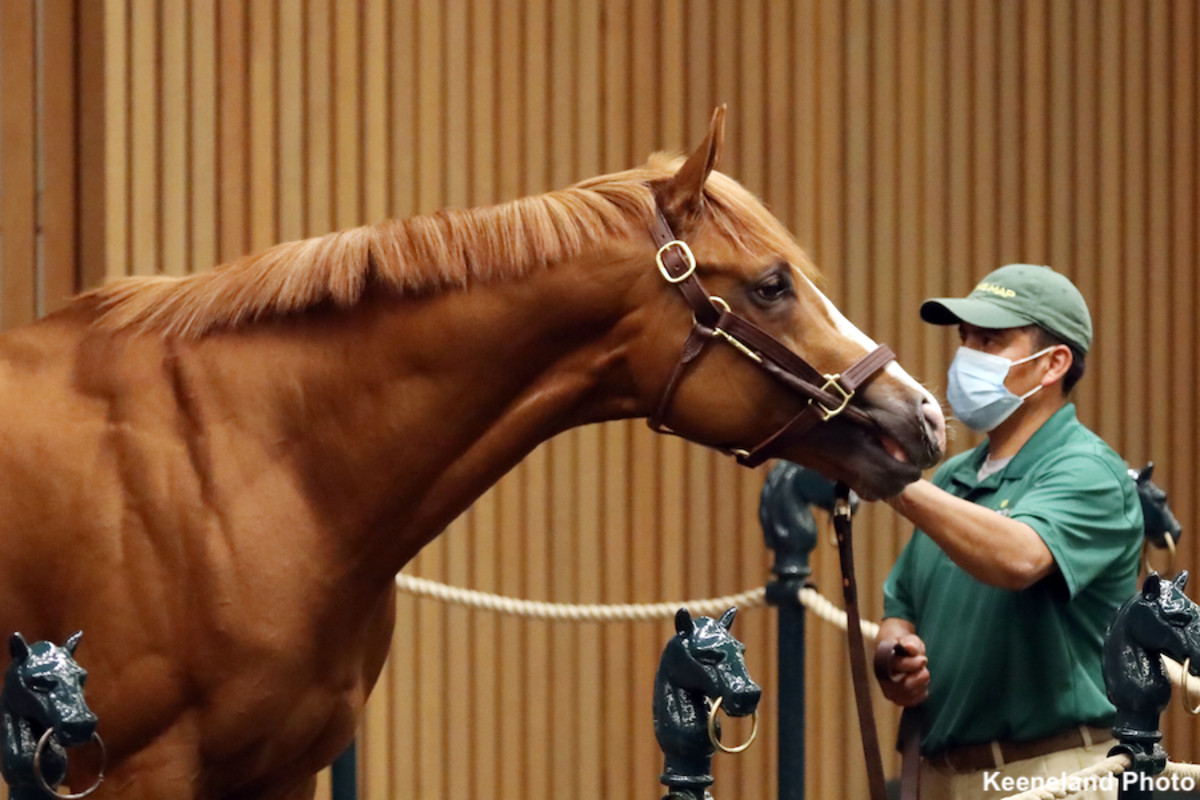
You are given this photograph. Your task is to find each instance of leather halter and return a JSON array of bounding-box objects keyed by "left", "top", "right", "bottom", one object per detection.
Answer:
[{"left": 645, "top": 206, "right": 896, "bottom": 467}]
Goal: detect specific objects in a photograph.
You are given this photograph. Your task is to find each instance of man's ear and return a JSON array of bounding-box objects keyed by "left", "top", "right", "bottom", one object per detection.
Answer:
[{"left": 1042, "top": 344, "right": 1073, "bottom": 388}]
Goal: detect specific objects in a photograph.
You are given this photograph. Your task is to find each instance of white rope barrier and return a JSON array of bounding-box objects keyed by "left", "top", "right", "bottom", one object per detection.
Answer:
[
  {"left": 393, "top": 572, "right": 767, "bottom": 621},
  {"left": 797, "top": 586, "right": 880, "bottom": 639},
  {"left": 393, "top": 572, "right": 881, "bottom": 634},
  {"left": 998, "top": 753, "right": 1131, "bottom": 800},
  {"left": 1162, "top": 760, "right": 1200, "bottom": 780},
  {"left": 394, "top": 573, "right": 1195, "bottom": 702},
  {"left": 1161, "top": 654, "right": 1200, "bottom": 706}
]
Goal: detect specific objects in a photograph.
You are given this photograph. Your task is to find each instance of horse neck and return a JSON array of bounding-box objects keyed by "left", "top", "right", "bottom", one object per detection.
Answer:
[
  {"left": 1105, "top": 607, "right": 1172, "bottom": 715},
  {"left": 176, "top": 248, "right": 652, "bottom": 582},
  {"left": 0, "top": 704, "right": 29, "bottom": 784},
  {"left": 653, "top": 659, "right": 707, "bottom": 730}
]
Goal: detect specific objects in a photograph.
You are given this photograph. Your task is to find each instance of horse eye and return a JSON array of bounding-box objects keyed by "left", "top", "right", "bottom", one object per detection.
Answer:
[
  {"left": 751, "top": 272, "right": 794, "bottom": 305},
  {"left": 696, "top": 651, "right": 726, "bottom": 666},
  {"left": 27, "top": 676, "right": 56, "bottom": 692}
]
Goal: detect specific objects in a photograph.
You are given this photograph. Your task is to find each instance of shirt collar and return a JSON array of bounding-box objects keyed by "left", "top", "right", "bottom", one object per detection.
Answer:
[
  {"left": 1001, "top": 403, "right": 1078, "bottom": 478},
  {"left": 947, "top": 403, "right": 1078, "bottom": 488}
]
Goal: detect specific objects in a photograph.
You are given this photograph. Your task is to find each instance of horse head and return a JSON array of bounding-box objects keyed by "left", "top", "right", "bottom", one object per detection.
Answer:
[
  {"left": 1, "top": 631, "right": 97, "bottom": 795},
  {"left": 1124, "top": 573, "right": 1200, "bottom": 668},
  {"left": 654, "top": 607, "right": 760, "bottom": 792},
  {"left": 1130, "top": 464, "right": 1182, "bottom": 549},
  {"left": 620, "top": 106, "right": 945, "bottom": 500},
  {"left": 1104, "top": 573, "right": 1200, "bottom": 750},
  {"left": 662, "top": 607, "right": 760, "bottom": 718},
  {"left": 3, "top": 632, "right": 96, "bottom": 749}
]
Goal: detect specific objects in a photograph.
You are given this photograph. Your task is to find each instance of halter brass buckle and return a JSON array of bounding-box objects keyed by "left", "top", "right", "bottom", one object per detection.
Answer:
[
  {"left": 813, "top": 373, "right": 853, "bottom": 421},
  {"left": 702, "top": 297, "right": 765, "bottom": 365},
  {"left": 656, "top": 240, "right": 698, "bottom": 283}
]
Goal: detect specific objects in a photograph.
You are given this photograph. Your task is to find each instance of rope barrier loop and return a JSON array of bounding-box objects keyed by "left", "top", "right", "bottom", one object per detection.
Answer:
[
  {"left": 393, "top": 572, "right": 1200, "bottom": 800},
  {"left": 393, "top": 572, "right": 766, "bottom": 622}
]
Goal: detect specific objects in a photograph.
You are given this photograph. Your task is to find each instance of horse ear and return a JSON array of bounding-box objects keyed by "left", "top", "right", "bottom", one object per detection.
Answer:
[
  {"left": 661, "top": 105, "right": 727, "bottom": 220},
  {"left": 675, "top": 607, "right": 693, "bottom": 637},
  {"left": 1174, "top": 571, "right": 1189, "bottom": 591},
  {"left": 64, "top": 631, "right": 83, "bottom": 656},
  {"left": 9, "top": 633, "right": 29, "bottom": 662},
  {"left": 719, "top": 607, "right": 737, "bottom": 631},
  {"left": 1137, "top": 463, "right": 1155, "bottom": 485},
  {"left": 1143, "top": 572, "right": 1163, "bottom": 599}
]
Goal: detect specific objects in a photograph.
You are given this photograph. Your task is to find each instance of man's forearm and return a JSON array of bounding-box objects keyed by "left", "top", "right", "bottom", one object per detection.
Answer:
[{"left": 888, "top": 479, "right": 1055, "bottom": 590}]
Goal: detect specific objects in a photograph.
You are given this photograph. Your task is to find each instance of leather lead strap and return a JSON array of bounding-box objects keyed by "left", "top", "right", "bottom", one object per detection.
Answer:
[
  {"left": 875, "top": 643, "right": 922, "bottom": 800},
  {"left": 648, "top": 324, "right": 715, "bottom": 433},
  {"left": 834, "top": 482, "right": 889, "bottom": 800},
  {"left": 898, "top": 707, "right": 922, "bottom": 800}
]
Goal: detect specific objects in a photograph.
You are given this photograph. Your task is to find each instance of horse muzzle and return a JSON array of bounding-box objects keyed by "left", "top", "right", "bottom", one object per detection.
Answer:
[
  {"left": 55, "top": 716, "right": 98, "bottom": 748},
  {"left": 717, "top": 685, "right": 762, "bottom": 718},
  {"left": 865, "top": 390, "right": 946, "bottom": 471}
]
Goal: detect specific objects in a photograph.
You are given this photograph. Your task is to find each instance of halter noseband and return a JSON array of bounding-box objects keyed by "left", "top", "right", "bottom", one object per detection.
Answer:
[{"left": 646, "top": 206, "right": 896, "bottom": 468}]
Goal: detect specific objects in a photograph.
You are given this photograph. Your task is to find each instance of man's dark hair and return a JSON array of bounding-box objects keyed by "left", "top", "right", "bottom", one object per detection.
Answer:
[{"left": 1033, "top": 326, "right": 1086, "bottom": 394}]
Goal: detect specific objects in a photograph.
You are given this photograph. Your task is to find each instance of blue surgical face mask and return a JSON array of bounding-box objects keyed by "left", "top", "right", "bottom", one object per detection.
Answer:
[{"left": 945, "top": 346, "right": 1056, "bottom": 432}]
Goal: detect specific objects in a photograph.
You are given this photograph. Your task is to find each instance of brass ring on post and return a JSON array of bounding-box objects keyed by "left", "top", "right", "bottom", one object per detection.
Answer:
[
  {"left": 1181, "top": 658, "right": 1200, "bottom": 716},
  {"left": 706, "top": 695, "right": 759, "bottom": 754},
  {"left": 33, "top": 729, "right": 106, "bottom": 799}
]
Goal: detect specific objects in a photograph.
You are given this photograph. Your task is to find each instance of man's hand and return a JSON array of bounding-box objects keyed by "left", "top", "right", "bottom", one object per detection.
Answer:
[{"left": 875, "top": 630, "right": 930, "bottom": 707}]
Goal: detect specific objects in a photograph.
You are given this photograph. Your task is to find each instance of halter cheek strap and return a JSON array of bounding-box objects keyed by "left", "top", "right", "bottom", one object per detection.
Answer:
[{"left": 645, "top": 206, "right": 896, "bottom": 467}]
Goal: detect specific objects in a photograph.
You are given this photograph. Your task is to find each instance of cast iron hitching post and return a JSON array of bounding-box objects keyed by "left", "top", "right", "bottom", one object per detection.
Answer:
[{"left": 760, "top": 462, "right": 830, "bottom": 800}]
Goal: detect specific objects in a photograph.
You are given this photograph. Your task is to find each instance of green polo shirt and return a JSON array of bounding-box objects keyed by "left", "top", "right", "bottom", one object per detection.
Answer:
[{"left": 883, "top": 404, "right": 1142, "bottom": 756}]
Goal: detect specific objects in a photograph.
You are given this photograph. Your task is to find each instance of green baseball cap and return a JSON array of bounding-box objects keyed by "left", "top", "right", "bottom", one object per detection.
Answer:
[{"left": 920, "top": 263, "right": 1093, "bottom": 353}]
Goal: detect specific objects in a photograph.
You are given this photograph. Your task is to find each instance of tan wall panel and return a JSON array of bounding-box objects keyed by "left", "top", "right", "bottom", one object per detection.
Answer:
[
  {"left": 0, "top": 2, "right": 1197, "bottom": 799},
  {"left": 1, "top": 0, "right": 39, "bottom": 329},
  {"left": 1, "top": 0, "right": 89, "bottom": 328}
]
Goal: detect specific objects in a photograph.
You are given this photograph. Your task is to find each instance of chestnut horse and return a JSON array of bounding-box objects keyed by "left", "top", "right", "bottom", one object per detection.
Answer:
[{"left": 0, "top": 108, "right": 944, "bottom": 799}]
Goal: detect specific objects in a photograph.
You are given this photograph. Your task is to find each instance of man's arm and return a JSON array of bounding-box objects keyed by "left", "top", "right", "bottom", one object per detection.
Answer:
[
  {"left": 888, "top": 479, "right": 1055, "bottom": 591},
  {"left": 875, "top": 618, "right": 930, "bottom": 707}
]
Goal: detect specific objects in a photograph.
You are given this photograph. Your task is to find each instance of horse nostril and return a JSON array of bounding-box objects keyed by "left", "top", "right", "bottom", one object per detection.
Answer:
[
  {"left": 60, "top": 718, "right": 97, "bottom": 746},
  {"left": 921, "top": 397, "right": 947, "bottom": 457},
  {"left": 725, "top": 686, "right": 762, "bottom": 716}
]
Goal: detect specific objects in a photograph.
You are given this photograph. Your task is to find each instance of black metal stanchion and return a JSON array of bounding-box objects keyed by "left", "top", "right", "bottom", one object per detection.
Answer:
[
  {"left": 760, "top": 463, "right": 827, "bottom": 800},
  {"left": 331, "top": 742, "right": 357, "bottom": 800}
]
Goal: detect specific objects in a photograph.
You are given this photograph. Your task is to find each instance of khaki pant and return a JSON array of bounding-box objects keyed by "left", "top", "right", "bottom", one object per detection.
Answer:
[{"left": 919, "top": 738, "right": 1118, "bottom": 800}]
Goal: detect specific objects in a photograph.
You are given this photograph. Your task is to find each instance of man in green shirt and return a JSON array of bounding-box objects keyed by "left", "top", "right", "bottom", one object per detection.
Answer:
[{"left": 876, "top": 264, "right": 1142, "bottom": 800}]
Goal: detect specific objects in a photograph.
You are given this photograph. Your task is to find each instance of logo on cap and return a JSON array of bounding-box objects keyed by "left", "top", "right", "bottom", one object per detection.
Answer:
[{"left": 973, "top": 281, "right": 1017, "bottom": 299}]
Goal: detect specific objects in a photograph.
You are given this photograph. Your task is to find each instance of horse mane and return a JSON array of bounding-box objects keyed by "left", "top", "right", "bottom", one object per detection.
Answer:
[{"left": 81, "top": 154, "right": 815, "bottom": 339}]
